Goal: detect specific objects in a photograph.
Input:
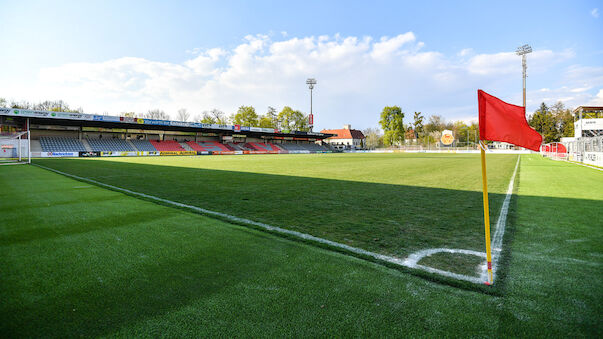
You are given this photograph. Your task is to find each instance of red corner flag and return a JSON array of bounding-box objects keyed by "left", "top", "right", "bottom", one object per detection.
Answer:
[{"left": 478, "top": 90, "right": 542, "bottom": 151}]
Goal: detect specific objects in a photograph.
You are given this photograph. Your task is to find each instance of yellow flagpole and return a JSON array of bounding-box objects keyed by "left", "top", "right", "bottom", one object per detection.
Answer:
[{"left": 480, "top": 140, "right": 494, "bottom": 285}]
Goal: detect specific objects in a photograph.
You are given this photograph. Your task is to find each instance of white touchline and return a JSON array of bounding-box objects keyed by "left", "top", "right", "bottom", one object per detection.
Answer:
[
  {"left": 34, "top": 156, "right": 520, "bottom": 285},
  {"left": 567, "top": 160, "right": 603, "bottom": 172}
]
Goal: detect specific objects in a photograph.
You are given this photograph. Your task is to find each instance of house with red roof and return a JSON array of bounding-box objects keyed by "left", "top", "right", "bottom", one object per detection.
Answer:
[{"left": 320, "top": 124, "right": 365, "bottom": 150}]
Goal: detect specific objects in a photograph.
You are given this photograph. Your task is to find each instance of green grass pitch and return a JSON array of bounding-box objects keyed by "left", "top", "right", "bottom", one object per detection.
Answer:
[
  {"left": 1, "top": 153, "right": 601, "bottom": 336},
  {"left": 32, "top": 153, "right": 518, "bottom": 275}
]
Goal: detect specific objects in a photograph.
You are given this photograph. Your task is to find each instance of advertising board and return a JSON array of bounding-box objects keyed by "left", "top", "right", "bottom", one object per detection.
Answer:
[
  {"left": 583, "top": 152, "right": 603, "bottom": 167},
  {"left": 40, "top": 152, "right": 79, "bottom": 157},
  {"left": 159, "top": 151, "right": 197, "bottom": 156}
]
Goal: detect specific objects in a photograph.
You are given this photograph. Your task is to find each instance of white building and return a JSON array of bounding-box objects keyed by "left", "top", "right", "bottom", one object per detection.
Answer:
[{"left": 321, "top": 124, "right": 365, "bottom": 150}]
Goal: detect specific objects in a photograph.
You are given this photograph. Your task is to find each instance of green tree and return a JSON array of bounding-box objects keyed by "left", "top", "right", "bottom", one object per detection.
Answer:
[
  {"left": 424, "top": 115, "right": 445, "bottom": 133},
  {"left": 258, "top": 107, "right": 280, "bottom": 128},
  {"left": 551, "top": 101, "right": 574, "bottom": 138},
  {"left": 452, "top": 121, "right": 468, "bottom": 143},
  {"left": 529, "top": 102, "right": 556, "bottom": 143},
  {"left": 379, "top": 106, "right": 405, "bottom": 147},
  {"left": 278, "top": 106, "right": 309, "bottom": 131},
  {"left": 122, "top": 112, "right": 138, "bottom": 118},
  {"left": 413, "top": 112, "right": 424, "bottom": 137},
  {"left": 201, "top": 109, "right": 228, "bottom": 124},
  {"left": 232, "top": 106, "right": 259, "bottom": 126},
  {"left": 199, "top": 112, "right": 216, "bottom": 124},
  {"left": 466, "top": 122, "right": 479, "bottom": 146}
]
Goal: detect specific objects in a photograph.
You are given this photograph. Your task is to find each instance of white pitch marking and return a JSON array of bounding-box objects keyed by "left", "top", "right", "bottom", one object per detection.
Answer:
[
  {"left": 403, "top": 155, "right": 521, "bottom": 284},
  {"left": 34, "top": 158, "right": 520, "bottom": 285},
  {"left": 479, "top": 155, "right": 521, "bottom": 282},
  {"left": 566, "top": 160, "right": 603, "bottom": 172}
]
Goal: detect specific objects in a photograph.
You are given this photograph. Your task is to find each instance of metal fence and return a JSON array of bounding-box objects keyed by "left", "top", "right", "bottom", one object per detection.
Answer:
[{"left": 565, "top": 136, "right": 603, "bottom": 162}]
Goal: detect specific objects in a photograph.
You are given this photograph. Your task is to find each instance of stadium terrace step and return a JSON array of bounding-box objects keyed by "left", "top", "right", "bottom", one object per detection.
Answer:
[
  {"left": 180, "top": 142, "right": 195, "bottom": 152},
  {"left": 82, "top": 139, "right": 93, "bottom": 152}
]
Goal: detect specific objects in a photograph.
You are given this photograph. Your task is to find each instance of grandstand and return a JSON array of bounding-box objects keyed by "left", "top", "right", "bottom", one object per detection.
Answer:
[{"left": 0, "top": 108, "right": 334, "bottom": 157}]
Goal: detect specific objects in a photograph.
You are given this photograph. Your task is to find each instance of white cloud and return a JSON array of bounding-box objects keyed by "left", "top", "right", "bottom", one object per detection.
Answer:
[
  {"left": 589, "top": 89, "right": 603, "bottom": 105},
  {"left": 457, "top": 48, "right": 473, "bottom": 57},
  {"left": 370, "top": 32, "right": 415, "bottom": 60},
  {"left": 0, "top": 33, "right": 594, "bottom": 130},
  {"left": 467, "top": 49, "right": 574, "bottom": 76},
  {"left": 591, "top": 8, "right": 599, "bottom": 18}
]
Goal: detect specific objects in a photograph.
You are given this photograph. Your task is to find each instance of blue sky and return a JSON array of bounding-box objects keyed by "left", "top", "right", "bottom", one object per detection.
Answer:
[{"left": 1, "top": 0, "right": 601, "bottom": 130}]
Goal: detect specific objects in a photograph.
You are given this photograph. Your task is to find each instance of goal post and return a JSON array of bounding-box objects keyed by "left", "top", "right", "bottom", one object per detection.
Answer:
[{"left": 0, "top": 131, "right": 31, "bottom": 164}]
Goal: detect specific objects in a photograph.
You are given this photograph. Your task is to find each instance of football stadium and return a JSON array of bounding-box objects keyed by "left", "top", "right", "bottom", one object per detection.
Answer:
[{"left": 1, "top": 1, "right": 602, "bottom": 338}]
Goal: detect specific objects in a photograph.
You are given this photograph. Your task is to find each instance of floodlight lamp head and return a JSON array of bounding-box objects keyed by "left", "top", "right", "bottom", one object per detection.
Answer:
[
  {"left": 516, "top": 44, "right": 532, "bottom": 56},
  {"left": 306, "top": 78, "right": 316, "bottom": 90}
]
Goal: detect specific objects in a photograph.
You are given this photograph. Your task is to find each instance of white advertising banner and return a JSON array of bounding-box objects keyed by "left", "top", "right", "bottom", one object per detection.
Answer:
[
  {"left": 583, "top": 152, "right": 603, "bottom": 167},
  {"left": 40, "top": 152, "right": 79, "bottom": 157}
]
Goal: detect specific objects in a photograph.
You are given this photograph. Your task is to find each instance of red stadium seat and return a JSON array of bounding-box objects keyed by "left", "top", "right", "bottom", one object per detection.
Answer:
[{"left": 149, "top": 140, "right": 186, "bottom": 152}]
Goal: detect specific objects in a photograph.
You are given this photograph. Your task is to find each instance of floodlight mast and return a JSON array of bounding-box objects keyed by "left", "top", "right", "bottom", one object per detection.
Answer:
[
  {"left": 306, "top": 78, "right": 317, "bottom": 131},
  {"left": 516, "top": 44, "right": 532, "bottom": 108}
]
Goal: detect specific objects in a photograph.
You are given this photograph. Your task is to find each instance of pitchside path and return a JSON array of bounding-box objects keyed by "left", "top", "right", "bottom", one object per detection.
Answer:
[{"left": 0, "top": 154, "right": 600, "bottom": 336}]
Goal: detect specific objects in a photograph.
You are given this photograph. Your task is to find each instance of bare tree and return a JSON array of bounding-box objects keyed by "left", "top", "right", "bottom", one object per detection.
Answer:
[
  {"left": 210, "top": 109, "right": 228, "bottom": 124},
  {"left": 10, "top": 100, "right": 32, "bottom": 109},
  {"left": 145, "top": 109, "right": 170, "bottom": 120},
  {"left": 176, "top": 108, "right": 190, "bottom": 122},
  {"left": 363, "top": 127, "right": 384, "bottom": 149}
]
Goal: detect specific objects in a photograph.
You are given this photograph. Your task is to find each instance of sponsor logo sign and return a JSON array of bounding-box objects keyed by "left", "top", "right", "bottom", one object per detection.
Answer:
[
  {"left": 79, "top": 151, "right": 100, "bottom": 157},
  {"left": 234, "top": 124, "right": 241, "bottom": 132},
  {"left": 440, "top": 130, "right": 455, "bottom": 145},
  {"left": 159, "top": 151, "right": 196, "bottom": 156},
  {"left": 584, "top": 152, "right": 603, "bottom": 167},
  {"left": 42, "top": 152, "right": 78, "bottom": 157}
]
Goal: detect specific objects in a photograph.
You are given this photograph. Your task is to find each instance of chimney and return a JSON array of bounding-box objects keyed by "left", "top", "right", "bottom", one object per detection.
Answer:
[{"left": 343, "top": 124, "right": 351, "bottom": 130}]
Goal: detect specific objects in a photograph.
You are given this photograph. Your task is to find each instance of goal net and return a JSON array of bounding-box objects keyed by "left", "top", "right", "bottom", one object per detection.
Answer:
[{"left": 0, "top": 131, "right": 31, "bottom": 164}]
